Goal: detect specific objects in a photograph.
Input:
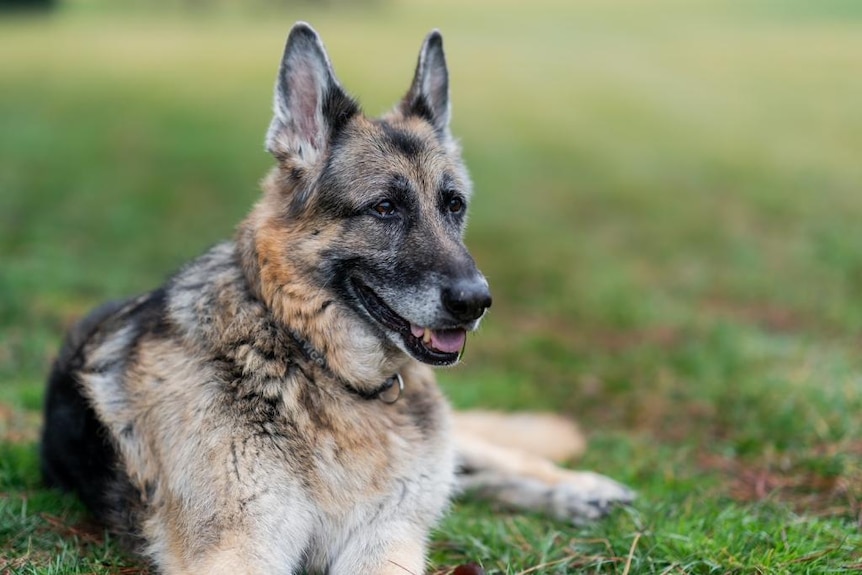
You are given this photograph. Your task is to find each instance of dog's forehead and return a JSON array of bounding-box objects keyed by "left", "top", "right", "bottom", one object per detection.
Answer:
[{"left": 331, "top": 116, "right": 469, "bottom": 195}]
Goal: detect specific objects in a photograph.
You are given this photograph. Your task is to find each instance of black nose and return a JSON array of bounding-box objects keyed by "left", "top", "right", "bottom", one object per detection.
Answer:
[{"left": 442, "top": 278, "right": 492, "bottom": 323}]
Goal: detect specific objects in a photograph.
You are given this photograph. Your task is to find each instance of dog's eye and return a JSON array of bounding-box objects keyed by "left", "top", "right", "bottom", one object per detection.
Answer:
[
  {"left": 447, "top": 197, "right": 464, "bottom": 214},
  {"left": 372, "top": 200, "right": 397, "bottom": 217}
]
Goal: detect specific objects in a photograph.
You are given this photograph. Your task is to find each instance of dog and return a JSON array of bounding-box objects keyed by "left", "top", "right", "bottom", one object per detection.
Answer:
[{"left": 40, "top": 23, "right": 633, "bottom": 574}]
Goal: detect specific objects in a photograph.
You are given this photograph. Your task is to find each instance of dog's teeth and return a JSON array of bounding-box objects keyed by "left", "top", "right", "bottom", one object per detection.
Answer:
[{"left": 423, "top": 328, "right": 433, "bottom": 344}]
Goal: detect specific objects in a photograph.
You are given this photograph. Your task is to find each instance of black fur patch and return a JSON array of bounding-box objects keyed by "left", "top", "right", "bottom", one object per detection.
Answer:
[
  {"left": 379, "top": 121, "right": 425, "bottom": 158},
  {"left": 323, "top": 86, "right": 360, "bottom": 142},
  {"left": 404, "top": 94, "right": 436, "bottom": 127},
  {"left": 40, "top": 361, "right": 120, "bottom": 508},
  {"left": 132, "top": 287, "right": 171, "bottom": 337}
]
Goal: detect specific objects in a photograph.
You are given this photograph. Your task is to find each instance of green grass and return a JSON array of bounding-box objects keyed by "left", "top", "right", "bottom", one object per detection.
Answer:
[{"left": 2, "top": 0, "right": 862, "bottom": 573}]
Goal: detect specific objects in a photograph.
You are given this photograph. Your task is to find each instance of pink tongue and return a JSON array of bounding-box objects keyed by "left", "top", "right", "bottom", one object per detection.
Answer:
[{"left": 429, "top": 328, "right": 467, "bottom": 354}]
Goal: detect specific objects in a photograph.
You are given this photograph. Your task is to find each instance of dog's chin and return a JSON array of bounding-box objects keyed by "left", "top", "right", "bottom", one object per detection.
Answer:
[{"left": 350, "top": 278, "right": 467, "bottom": 367}]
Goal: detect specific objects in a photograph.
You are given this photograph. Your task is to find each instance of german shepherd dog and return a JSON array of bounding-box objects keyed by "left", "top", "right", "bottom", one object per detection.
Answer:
[{"left": 40, "top": 23, "right": 633, "bottom": 574}]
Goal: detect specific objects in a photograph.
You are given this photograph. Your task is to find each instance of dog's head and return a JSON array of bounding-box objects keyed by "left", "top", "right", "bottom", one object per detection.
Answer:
[{"left": 253, "top": 22, "right": 490, "bottom": 368}]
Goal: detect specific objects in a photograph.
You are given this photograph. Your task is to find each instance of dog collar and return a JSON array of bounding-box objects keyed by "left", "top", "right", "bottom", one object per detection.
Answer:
[
  {"left": 377, "top": 373, "right": 405, "bottom": 404},
  {"left": 287, "top": 328, "right": 404, "bottom": 403},
  {"left": 347, "top": 372, "right": 404, "bottom": 404}
]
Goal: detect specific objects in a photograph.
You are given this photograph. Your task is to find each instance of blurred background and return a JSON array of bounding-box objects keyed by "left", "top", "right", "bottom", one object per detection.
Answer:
[{"left": 1, "top": 0, "right": 861, "bottom": 571}]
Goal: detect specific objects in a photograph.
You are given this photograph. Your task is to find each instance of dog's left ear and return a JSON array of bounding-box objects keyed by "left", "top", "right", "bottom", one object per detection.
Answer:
[
  {"left": 266, "top": 22, "right": 359, "bottom": 164},
  {"left": 401, "top": 30, "right": 451, "bottom": 140}
]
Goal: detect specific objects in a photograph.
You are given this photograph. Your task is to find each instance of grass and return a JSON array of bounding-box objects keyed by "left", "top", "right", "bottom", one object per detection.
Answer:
[{"left": 2, "top": 0, "right": 862, "bottom": 572}]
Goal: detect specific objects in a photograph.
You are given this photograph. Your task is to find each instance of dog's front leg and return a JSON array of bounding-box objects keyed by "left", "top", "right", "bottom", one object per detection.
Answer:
[
  {"left": 152, "top": 529, "right": 308, "bottom": 575},
  {"left": 328, "top": 527, "right": 427, "bottom": 575},
  {"left": 145, "top": 497, "right": 313, "bottom": 575}
]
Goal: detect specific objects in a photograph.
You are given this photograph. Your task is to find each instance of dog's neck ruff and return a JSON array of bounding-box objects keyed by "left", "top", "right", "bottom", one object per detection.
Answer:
[{"left": 287, "top": 327, "right": 404, "bottom": 404}]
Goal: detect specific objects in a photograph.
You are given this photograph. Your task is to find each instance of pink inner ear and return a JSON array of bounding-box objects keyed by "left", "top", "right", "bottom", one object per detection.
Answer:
[{"left": 291, "top": 58, "right": 321, "bottom": 149}]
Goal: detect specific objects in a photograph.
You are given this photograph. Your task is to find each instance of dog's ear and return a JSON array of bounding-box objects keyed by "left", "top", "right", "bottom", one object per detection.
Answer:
[
  {"left": 265, "top": 22, "right": 359, "bottom": 164},
  {"left": 401, "top": 30, "right": 451, "bottom": 139}
]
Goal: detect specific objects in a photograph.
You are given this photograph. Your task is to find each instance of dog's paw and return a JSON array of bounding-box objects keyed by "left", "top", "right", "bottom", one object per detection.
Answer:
[
  {"left": 545, "top": 470, "right": 635, "bottom": 524},
  {"left": 461, "top": 469, "right": 634, "bottom": 524}
]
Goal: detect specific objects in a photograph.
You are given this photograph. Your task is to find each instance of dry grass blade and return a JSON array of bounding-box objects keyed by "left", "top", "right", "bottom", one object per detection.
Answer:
[{"left": 621, "top": 532, "right": 641, "bottom": 575}]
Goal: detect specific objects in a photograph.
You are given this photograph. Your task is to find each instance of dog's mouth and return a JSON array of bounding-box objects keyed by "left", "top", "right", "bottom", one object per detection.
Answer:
[{"left": 352, "top": 278, "right": 466, "bottom": 366}]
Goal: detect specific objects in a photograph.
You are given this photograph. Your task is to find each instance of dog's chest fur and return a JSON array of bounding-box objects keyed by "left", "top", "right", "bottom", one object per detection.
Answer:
[{"left": 79, "top": 242, "right": 456, "bottom": 567}]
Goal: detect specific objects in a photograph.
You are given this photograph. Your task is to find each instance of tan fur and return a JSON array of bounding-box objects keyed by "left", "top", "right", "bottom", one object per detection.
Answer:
[{"left": 453, "top": 411, "right": 586, "bottom": 463}]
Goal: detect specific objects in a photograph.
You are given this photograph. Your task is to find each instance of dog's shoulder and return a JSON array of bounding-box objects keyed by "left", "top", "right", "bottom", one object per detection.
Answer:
[{"left": 164, "top": 241, "right": 265, "bottom": 351}]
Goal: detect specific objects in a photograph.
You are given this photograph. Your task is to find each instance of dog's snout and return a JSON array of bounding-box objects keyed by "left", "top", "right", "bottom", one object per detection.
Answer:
[{"left": 442, "top": 278, "right": 492, "bottom": 323}]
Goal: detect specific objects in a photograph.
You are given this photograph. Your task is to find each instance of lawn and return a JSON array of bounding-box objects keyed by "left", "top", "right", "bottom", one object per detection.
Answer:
[{"left": 1, "top": 0, "right": 862, "bottom": 573}]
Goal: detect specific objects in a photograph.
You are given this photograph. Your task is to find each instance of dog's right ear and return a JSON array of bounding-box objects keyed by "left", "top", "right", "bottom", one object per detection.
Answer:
[{"left": 265, "top": 22, "right": 359, "bottom": 165}]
